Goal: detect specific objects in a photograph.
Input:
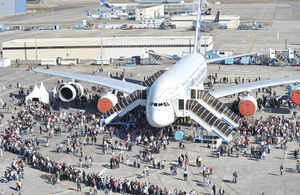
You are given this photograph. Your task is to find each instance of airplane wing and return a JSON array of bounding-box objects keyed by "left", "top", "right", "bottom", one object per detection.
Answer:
[
  {"left": 33, "top": 68, "right": 145, "bottom": 94},
  {"left": 211, "top": 76, "right": 300, "bottom": 98},
  {"left": 206, "top": 53, "right": 256, "bottom": 63},
  {"left": 147, "top": 51, "right": 182, "bottom": 61}
]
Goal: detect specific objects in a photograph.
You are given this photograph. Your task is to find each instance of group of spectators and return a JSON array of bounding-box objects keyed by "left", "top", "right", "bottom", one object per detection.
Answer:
[
  {"left": 0, "top": 97, "right": 208, "bottom": 195},
  {"left": 1, "top": 73, "right": 299, "bottom": 195}
]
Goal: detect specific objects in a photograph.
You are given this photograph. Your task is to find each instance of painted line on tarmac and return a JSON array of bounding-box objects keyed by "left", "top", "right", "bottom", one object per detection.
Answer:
[
  {"left": 44, "top": 172, "right": 84, "bottom": 195},
  {"left": 58, "top": 154, "right": 71, "bottom": 164},
  {"left": 100, "top": 168, "right": 107, "bottom": 175}
]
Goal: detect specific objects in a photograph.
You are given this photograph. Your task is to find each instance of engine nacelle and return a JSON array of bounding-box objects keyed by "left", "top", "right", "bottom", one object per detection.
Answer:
[
  {"left": 58, "top": 82, "right": 83, "bottom": 102},
  {"left": 291, "top": 87, "right": 300, "bottom": 105},
  {"left": 238, "top": 96, "right": 257, "bottom": 116},
  {"left": 97, "top": 93, "right": 118, "bottom": 113}
]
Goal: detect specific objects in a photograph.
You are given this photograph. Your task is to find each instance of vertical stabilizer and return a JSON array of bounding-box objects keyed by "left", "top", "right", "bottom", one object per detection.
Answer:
[
  {"left": 98, "top": 9, "right": 104, "bottom": 14},
  {"left": 202, "top": 8, "right": 211, "bottom": 15},
  {"left": 214, "top": 11, "right": 220, "bottom": 22},
  {"left": 86, "top": 11, "right": 91, "bottom": 17},
  {"left": 193, "top": 0, "right": 202, "bottom": 53}
]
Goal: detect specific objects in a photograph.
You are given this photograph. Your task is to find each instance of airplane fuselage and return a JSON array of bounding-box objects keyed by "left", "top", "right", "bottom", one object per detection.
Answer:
[{"left": 146, "top": 52, "right": 207, "bottom": 127}]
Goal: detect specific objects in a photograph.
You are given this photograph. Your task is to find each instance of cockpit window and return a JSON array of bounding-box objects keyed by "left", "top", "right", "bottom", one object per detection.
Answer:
[
  {"left": 149, "top": 102, "right": 153, "bottom": 106},
  {"left": 158, "top": 103, "right": 163, "bottom": 106},
  {"left": 153, "top": 103, "right": 157, "bottom": 107},
  {"left": 164, "top": 102, "right": 169, "bottom": 106}
]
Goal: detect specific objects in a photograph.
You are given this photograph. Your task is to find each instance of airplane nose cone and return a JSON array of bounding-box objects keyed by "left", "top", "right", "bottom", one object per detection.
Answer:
[{"left": 146, "top": 107, "right": 175, "bottom": 128}]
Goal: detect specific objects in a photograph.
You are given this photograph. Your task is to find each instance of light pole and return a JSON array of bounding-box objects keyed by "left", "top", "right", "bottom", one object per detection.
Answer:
[
  {"left": 100, "top": 14, "right": 103, "bottom": 66},
  {"left": 34, "top": 11, "right": 38, "bottom": 65}
]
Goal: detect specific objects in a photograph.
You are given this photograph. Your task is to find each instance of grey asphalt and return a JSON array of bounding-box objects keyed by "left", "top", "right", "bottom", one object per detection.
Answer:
[{"left": 0, "top": 0, "right": 300, "bottom": 194}]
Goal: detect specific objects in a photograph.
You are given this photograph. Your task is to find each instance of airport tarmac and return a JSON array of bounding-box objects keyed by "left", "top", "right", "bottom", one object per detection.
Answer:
[
  {"left": 0, "top": 1, "right": 299, "bottom": 194},
  {"left": 0, "top": 63, "right": 299, "bottom": 195}
]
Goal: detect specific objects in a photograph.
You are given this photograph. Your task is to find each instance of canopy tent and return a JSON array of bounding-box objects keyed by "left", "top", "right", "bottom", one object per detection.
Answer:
[
  {"left": 38, "top": 82, "right": 49, "bottom": 103},
  {"left": 25, "top": 83, "right": 49, "bottom": 104}
]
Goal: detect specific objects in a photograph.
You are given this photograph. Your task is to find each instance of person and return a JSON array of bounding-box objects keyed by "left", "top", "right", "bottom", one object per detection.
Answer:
[
  {"left": 202, "top": 165, "right": 206, "bottom": 175},
  {"left": 52, "top": 176, "right": 56, "bottom": 185},
  {"left": 183, "top": 169, "right": 188, "bottom": 181},
  {"left": 233, "top": 171, "right": 238, "bottom": 183},
  {"left": 196, "top": 156, "right": 202, "bottom": 167},
  {"left": 211, "top": 184, "right": 216, "bottom": 195},
  {"left": 16, "top": 179, "right": 22, "bottom": 191},
  {"left": 219, "top": 187, "right": 225, "bottom": 195},
  {"left": 296, "top": 160, "right": 300, "bottom": 173},
  {"left": 93, "top": 184, "right": 98, "bottom": 195},
  {"left": 280, "top": 164, "right": 283, "bottom": 176},
  {"left": 284, "top": 149, "right": 287, "bottom": 159},
  {"left": 76, "top": 178, "right": 81, "bottom": 191},
  {"left": 207, "top": 176, "right": 211, "bottom": 187}
]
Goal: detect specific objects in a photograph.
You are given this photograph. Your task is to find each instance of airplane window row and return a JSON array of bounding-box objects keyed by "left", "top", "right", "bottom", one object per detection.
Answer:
[{"left": 149, "top": 102, "right": 170, "bottom": 107}]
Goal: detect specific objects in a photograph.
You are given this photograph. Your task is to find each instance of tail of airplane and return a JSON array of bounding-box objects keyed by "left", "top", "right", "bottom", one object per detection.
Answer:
[
  {"left": 86, "top": 11, "right": 92, "bottom": 17},
  {"left": 100, "top": 0, "right": 113, "bottom": 8},
  {"left": 193, "top": 0, "right": 203, "bottom": 53},
  {"left": 112, "top": 8, "right": 116, "bottom": 13},
  {"left": 202, "top": 8, "right": 211, "bottom": 15},
  {"left": 98, "top": 8, "right": 104, "bottom": 14},
  {"left": 214, "top": 11, "right": 220, "bottom": 22}
]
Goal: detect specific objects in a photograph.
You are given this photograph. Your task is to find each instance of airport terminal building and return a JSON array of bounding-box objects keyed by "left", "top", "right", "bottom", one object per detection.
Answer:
[
  {"left": 0, "top": 0, "right": 27, "bottom": 17},
  {"left": 2, "top": 36, "right": 213, "bottom": 61}
]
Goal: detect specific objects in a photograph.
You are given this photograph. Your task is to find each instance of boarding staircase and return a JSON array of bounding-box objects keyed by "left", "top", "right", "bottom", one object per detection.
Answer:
[
  {"left": 275, "top": 51, "right": 288, "bottom": 65},
  {"left": 184, "top": 100, "right": 235, "bottom": 143},
  {"left": 159, "top": 18, "right": 171, "bottom": 30},
  {"left": 148, "top": 50, "right": 163, "bottom": 65},
  {"left": 294, "top": 51, "right": 300, "bottom": 64},
  {"left": 195, "top": 90, "right": 241, "bottom": 126},
  {"left": 177, "top": 90, "right": 241, "bottom": 143},
  {"left": 139, "top": 70, "right": 166, "bottom": 87},
  {"left": 103, "top": 70, "right": 167, "bottom": 123},
  {"left": 103, "top": 90, "right": 147, "bottom": 124}
]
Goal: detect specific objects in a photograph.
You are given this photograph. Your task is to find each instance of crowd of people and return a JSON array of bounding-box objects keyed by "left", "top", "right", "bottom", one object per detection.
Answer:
[
  {"left": 0, "top": 99, "right": 212, "bottom": 195},
  {"left": 0, "top": 75, "right": 299, "bottom": 195}
]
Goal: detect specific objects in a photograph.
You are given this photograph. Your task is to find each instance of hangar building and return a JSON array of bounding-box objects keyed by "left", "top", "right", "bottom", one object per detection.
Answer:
[
  {"left": 171, "top": 15, "right": 240, "bottom": 29},
  {"left": 0, "top": 0, "right": 27, "bottom": 17},
  {"left": 2, "top": 36, "right": 213, "bottom": 61}
]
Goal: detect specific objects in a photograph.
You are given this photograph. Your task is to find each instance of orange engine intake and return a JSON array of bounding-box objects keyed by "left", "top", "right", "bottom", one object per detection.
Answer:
[
  {"left": 97, "top": 93, "right": 118, "bottom": 113},
  {"left": 291, "top": 88, "right": 300, "bottom": 105},
  {"left": 238, "top": 96, "right": 257, "bottom": 116}
]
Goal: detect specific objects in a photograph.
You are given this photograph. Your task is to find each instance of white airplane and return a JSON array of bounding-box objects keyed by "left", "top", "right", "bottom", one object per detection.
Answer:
[
  {"left": 180, "top": 8, "right": 212, "bottom": 16},
  {"left": 86, "top": 9, "right": 120, "bottom": 20},
  {"left": 112, "top": 8, "right": 128, "bottom": 17},
  {"left": 35, "top": 0, "right": 300, "bottom": 142},
  {"left": 99, "top": 0, "right": 129, "bottom": 10},
  {"left": 86, "top": 11, "right": 101, "bottom": 19}
]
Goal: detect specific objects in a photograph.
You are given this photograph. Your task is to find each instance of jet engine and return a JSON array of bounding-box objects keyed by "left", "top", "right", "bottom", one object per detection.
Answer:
[
  {"left": 57, "top": 82, "right": 83, "bottom": 102},
  {"left": 238, "top": 96, "right": 257, "bottom": 116},
  {"left": 291, "top": 87, "right": 300, "bottom": 105},
  {"left": 97, "top": 93, "right": 118, "bottom": 113}
]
